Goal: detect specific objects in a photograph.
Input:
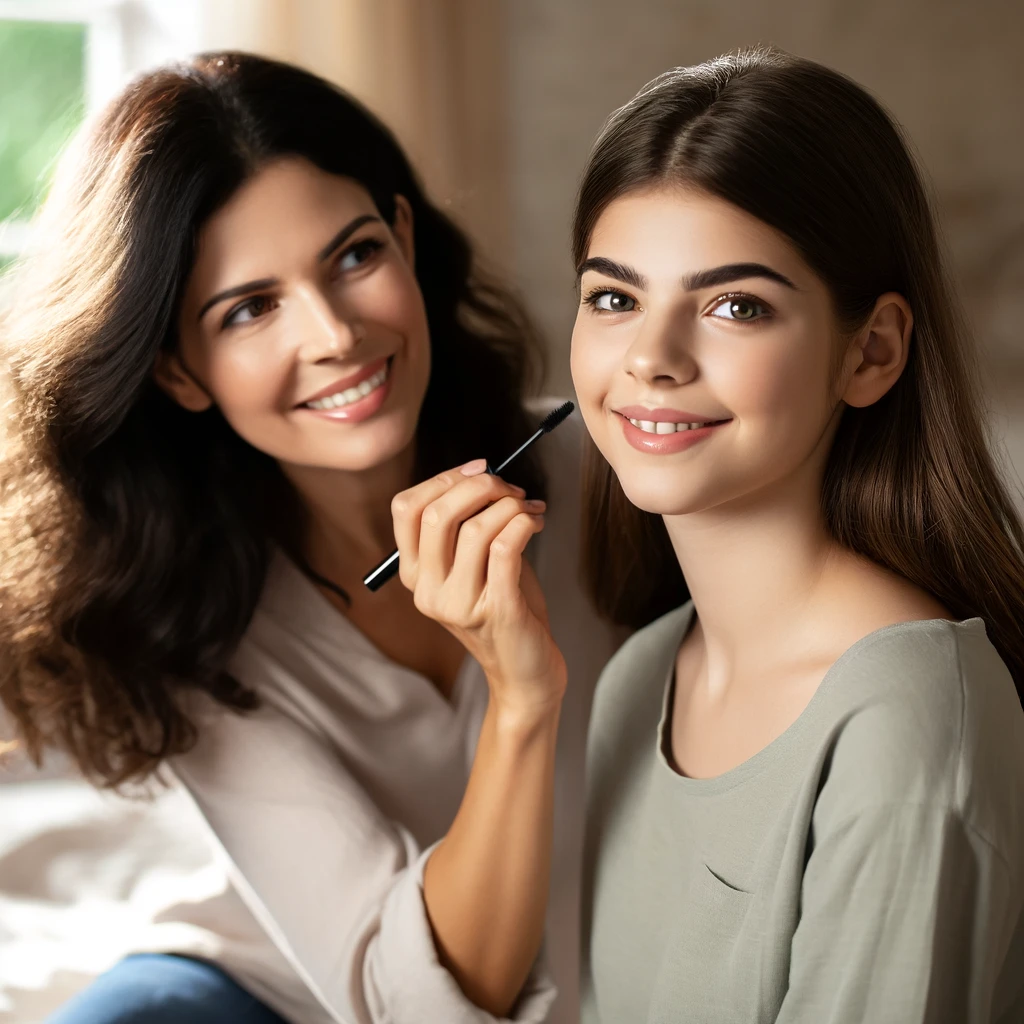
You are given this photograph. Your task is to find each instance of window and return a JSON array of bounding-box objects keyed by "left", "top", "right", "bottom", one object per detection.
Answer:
[{"left": 0, "top": 0, "right": 132, "bottom": 279}]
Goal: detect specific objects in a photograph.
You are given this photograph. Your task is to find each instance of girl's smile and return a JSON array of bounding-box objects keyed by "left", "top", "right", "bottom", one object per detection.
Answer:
[{"left": 613, "top": 406, "right": 732, "bottom": 453}]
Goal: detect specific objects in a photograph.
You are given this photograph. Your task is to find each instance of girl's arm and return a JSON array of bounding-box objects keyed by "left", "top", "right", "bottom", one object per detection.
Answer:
[{"left": 776, "top": 801, "right": 1015, "bottom": 1023}]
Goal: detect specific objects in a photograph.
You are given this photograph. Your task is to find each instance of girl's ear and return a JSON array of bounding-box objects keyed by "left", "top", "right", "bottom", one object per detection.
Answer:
[
  {"left": 839, "top": 292, "right": 913, "bottom": 409},
  {"left": 392, "top": 194, "right": 415, "bottom": 270},
  {"left": 153, "top": 351, "right": 214, "bottom": 412}
]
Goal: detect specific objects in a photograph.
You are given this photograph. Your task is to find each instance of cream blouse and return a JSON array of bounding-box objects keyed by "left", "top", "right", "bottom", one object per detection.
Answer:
[{"left": 169, "top": 405, "right": 619, "bottom": 1024}]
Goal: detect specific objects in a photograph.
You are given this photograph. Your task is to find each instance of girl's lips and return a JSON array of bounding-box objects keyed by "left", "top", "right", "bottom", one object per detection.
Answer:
[
  {"left": 617, "top": 412, "right": 728, "bottom": 453},
  {"left": 299, "top": 359, "right": 393, "bottom": 423}
]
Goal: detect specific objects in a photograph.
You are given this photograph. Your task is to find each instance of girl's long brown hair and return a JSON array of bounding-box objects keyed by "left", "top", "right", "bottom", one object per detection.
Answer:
[
  {"left": 574, "top": 48, "right": 1024, "bottom": 704},
  {"left": 0, "top": 53, "right": 546, "bottom": 786}
]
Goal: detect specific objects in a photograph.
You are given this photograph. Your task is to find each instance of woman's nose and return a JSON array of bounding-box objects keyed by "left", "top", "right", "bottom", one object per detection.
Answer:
[{"left": 295, "top": 288, "right": 365, "bottom": 363}]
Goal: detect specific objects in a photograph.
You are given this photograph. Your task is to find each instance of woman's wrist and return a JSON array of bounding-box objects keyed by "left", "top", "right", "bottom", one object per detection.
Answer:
[{"left": 487, "top": 687, "right": 565, "bottom": 740}]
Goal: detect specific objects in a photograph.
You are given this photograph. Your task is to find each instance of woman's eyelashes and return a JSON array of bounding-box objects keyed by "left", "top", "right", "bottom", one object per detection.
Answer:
[
  {"left": 333, "top": 235, "right": 385, "bottom": 275},
  {"left": 219, "top": 237, "right": 388, "bottom": 330},
  {"left": 222, "top": 294, "right": 276, "bottom": 328}
]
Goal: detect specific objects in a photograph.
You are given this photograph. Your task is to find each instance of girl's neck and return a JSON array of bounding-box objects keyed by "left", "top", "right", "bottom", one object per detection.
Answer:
[{"left": 663, "top": 473, "right": 841, "bottom": 675}]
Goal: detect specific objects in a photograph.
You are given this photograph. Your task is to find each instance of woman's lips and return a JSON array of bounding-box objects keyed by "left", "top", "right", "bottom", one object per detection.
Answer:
[
  {"left": 617, "top": 412, "right": 729, "bottom": 453},
  {"left": 299, "top": 358, "right": 393, "bottom": 423}
]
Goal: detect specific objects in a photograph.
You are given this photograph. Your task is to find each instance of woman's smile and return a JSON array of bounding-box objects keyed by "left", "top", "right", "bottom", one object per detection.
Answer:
[{"left": 297, "top": 356, "right": 394, "bottom": 422}]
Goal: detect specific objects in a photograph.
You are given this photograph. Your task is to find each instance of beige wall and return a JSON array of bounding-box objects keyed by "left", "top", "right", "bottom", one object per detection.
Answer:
[{"left": 500, "top": 0, "right": 1024, "bottom": 485}]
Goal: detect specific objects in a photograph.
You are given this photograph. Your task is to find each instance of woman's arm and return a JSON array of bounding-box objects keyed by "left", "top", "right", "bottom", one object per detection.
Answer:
[
  {"left": 173, "top": 696, "right": 558, "bottom": 1024},
  {"left": 389, "top": 461, "right": 569, "bottom": 1017}
]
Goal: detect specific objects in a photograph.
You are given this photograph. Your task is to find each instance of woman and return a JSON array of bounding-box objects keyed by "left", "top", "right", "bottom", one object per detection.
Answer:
[
  {"left": 398, "top": 48, "right": 1024, "bottom": 1021},
  {"left": 0, "top": 53, "right": 616, "bottom": 1023}
]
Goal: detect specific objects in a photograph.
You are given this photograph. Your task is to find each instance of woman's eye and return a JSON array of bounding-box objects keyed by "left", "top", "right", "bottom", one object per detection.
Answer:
[
  {"left": 589, "top": 291, "right": 636, "bottom": 313},
  {"left": 709, "top": 296, "right": 768, "bottom": 321},
  {"left": 223, "top": 295, "right": 275, "bottom": 328},
  {"left": 337, "top": 238, "right": 384, "bottom": 272}
]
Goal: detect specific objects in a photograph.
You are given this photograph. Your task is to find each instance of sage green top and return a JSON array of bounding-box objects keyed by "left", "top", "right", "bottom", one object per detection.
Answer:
[{"left": 581, "top": 604, "right": 1024, "bottom": 1023}]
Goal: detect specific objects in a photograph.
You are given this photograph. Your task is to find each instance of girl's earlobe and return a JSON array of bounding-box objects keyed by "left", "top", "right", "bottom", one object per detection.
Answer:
[
  {"left": 841, "top": 293, "right": 913, "bottom": 409},
  {"left": 153, "top": 351, "right": 215, "bottom": 412}
]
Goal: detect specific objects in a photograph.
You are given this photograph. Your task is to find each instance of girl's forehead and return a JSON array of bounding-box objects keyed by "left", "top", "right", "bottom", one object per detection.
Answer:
[{"left": 587, "top": 188, "right": 811, "bottom": 286}]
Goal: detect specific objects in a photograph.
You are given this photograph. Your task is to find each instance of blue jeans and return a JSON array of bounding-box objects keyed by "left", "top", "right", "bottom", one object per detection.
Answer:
[{"left": 45, "top": 954, "right": 291, "bottom": 1024}]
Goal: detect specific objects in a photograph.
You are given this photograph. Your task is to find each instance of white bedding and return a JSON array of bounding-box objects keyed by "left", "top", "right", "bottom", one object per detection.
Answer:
[{"left": 0, "top": 763, "right": 228, "bottom": 1023}]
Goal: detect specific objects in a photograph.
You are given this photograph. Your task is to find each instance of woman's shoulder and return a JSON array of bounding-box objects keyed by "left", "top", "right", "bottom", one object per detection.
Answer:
[{"left": 817, "top": 616, "right": 1024, "bottom": 855}]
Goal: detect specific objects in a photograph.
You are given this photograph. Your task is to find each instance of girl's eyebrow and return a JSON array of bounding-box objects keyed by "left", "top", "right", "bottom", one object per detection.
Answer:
[
  {"left": 682, "top": 262, "right": 797, "bottom": 291},
  {"left": 576, "top": 257, "right": 797, "bottom": 294},
  {"left": 576, "top": 257, "right": 646, "bottom": 290},
  {"left": 197, "top": 213, "right": 383, "bottom": 323}
]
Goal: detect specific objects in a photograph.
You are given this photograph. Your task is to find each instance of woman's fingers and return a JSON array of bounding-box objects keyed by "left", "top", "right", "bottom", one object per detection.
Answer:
[
  {"left": 416, "top": 474, "right": 526, "bottom": 589},
  {"left": 486, "top": 511, "right": 546, "bottom": 607},
  {"left": 391, "top": 459, "right": 491, "bottom": 586},
  {"left": 447, "top": 496, "right": 547, "bottom": 600}
]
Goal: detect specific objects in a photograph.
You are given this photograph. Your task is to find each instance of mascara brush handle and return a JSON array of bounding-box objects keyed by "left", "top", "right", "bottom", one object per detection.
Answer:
[{"left": 363, "top": 549, "right": 401, "bottom": 592}]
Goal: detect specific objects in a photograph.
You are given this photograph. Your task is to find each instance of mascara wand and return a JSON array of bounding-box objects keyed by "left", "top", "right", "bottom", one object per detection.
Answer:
[{"left": 363, "top": 401, "right": 575, "bottom": 592}]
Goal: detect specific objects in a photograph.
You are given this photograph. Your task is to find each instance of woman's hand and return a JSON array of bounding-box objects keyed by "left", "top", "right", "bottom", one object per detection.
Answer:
[{"left": 391, "top": 458, "right": 567, "bottom": 719}]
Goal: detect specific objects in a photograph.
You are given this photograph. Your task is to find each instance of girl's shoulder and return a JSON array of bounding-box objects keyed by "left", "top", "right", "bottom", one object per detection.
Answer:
[{"left": 814, "top": 616, "right": 1024, "bottom": 862}]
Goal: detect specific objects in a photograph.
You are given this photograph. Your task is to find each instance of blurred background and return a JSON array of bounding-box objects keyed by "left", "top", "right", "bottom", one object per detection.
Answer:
[
  {"left": 0, "top": 0, "right": 1022, "bottom": 483},
  {"left": 0, "top": 0, "right": 1021, "bottom": 1017}
]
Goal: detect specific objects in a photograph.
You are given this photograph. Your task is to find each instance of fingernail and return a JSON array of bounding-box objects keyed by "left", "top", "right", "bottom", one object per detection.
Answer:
[
  {"left": 460, "top": 458, "right": 488, "bottom": 476},
  {"left": 524, "top": 499, "right": 546, "bottom": 511},
  {"left": 511, "top": 485, "right": 527, "bottom": 497}
]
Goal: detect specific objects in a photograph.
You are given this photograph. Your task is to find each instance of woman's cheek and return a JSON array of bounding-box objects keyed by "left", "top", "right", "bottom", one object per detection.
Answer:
[{"left": 210, "top": 346, "right": 290, "bottom": 419}]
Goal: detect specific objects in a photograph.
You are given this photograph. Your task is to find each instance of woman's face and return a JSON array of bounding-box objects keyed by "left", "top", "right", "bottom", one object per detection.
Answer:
[
  {"left": 166, "top": 157, "right": 431, "bottom": 474},
  {"left": 571, "top": 187, "right": 844, "bottom": 518}
]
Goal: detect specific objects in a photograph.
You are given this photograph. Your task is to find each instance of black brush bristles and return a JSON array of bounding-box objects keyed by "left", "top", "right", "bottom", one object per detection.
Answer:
[{"left": 540, "top": 400, "right": 574, "bottom": 433}]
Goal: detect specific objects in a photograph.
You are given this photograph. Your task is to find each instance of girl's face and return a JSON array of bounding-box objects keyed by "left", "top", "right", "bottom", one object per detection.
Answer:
[
  {"left": 164, "top": 157, "right": 431, "bottom": 473},
  {"left": 571, "top": 187, "right": 845, "bottom": 518}
]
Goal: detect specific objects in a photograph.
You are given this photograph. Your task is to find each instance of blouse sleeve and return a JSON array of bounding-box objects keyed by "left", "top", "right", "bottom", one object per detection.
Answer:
[
  {"left": 172, "top": 697, "right": 556, "bottom": 1024},
  {"left": 775, "top": 800, "right": 1015, "bottom": 1024}
]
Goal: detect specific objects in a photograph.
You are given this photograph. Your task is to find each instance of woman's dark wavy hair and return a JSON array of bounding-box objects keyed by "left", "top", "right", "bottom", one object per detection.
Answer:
[
  {"left": 574, "top": 47, "right": 1024, "bottom": 704},
  {"left": 0, "top": 52, "right": 545, "bottom": 786}
]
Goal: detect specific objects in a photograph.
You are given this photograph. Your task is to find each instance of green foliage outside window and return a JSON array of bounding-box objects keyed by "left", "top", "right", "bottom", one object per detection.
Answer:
[{"left": 0, "top": 19, "right": 86, "bottom": 224}]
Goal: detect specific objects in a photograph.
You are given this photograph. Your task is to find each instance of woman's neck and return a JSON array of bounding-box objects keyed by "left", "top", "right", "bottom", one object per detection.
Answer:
[{"left": 281, "top": 442, "right": 417, "bottom": 586}]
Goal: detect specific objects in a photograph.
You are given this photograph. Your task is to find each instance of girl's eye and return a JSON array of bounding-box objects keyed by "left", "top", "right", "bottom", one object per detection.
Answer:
[
  {"left": 586, "top": 290, "right": 636, "bottom": 313},
  {"left": 223, "top": 295, "right": 276, "bottom": 328},
  {"left": 708, "top": 295, "right": 768, "bottom": 321},
  {"left": 337, "top": 237, "right": 385, "bottom": 273}
]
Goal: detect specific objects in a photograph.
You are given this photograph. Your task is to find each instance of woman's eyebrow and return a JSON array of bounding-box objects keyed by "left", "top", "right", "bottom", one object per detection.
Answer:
[
  {"left": 682, "top": 262, "right": 797, "bottom": 291},
  {"left": 197, "top": 214, "right": 383, "bottom": 323},
  {"left": 316, "top": 213, "right": 381, "bottom": 262},
  {"left": 198, "top": 278, "right": 277, "bottom": 323}
]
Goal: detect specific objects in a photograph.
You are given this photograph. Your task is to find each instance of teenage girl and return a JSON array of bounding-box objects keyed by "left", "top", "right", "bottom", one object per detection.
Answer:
[{"left": 396, "top": 48, "right": 1024, "bottom": 1022}]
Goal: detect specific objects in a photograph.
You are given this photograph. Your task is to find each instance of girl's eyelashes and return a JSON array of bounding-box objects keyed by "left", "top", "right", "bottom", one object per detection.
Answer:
[
  {"left": 583, "top": 287, "right": 637, "bottom": 313},
  {"left": 581, "top": 286, "right": 772, "bottom": 323},
  {"left": 706, "top": 292, "right": 772, "bottom": 322},
  {"left": 334, "top": 236, "right": 385, "bottom": 275}
]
